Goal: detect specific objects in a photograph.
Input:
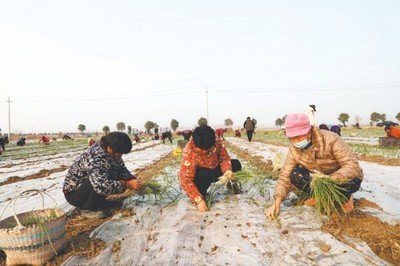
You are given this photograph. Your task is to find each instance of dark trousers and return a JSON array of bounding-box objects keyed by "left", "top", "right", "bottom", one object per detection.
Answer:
[
  {"left": 290, "top": 165, "right": 362, "bottom": 199},
  {"left": 162, "top": 136, "right": 173, "bottom": 143},
  {"left": 64, "top": 179, "right": 123, "bottom": 211},
  {"left": 246, "top": 130, "right": 254, "bottom": 142},
  {"left": 193, "top": 159, "right": 242, "bottom": 199}
]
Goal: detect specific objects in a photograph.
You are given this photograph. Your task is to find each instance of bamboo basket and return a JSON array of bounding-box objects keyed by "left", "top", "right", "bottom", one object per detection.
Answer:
[{"left": 0, "top": 189, "right": 66, "bottom": 265}]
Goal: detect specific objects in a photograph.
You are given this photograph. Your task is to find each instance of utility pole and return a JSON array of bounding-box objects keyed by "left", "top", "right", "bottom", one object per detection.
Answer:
[
  {"left": 6, "top": 97, "right": 12, "bottom": 138},
  {"left": 205, "top": 87, "right": 209, "bottom": 122}
]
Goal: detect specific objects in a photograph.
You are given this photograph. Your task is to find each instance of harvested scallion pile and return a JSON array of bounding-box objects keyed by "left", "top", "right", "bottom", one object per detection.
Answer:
[{"left": 310, "top": 171, "right": 348, "bottom": 216}]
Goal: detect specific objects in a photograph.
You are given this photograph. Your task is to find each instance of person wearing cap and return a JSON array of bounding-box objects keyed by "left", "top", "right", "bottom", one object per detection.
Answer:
[
  {"left": 266, "top": 113, "right": 363, "bottom": 219},
  {"left": 179, "top": 125, "right": 242, "bottom": 212}
]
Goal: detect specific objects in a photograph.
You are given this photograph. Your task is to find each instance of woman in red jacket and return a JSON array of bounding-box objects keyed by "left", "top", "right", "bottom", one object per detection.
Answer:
[
  {"left": 179, "top": 125, "right": 241, "bottom": 212},
  {"left": 385, "top": 125, "right": 400, "bottom": 138}
]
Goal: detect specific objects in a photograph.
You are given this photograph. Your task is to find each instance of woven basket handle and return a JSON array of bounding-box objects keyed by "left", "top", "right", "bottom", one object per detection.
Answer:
[{"left": 0, "top": 189, "right": 60, "bottom": 228}]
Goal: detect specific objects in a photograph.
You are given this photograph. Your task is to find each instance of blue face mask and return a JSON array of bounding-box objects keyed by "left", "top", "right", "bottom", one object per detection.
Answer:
[{"left": 292, "top": 139, "right": 311, "bottom": 149}]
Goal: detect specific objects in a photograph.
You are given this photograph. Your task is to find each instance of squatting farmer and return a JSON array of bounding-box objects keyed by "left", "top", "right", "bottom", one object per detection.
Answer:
[
  {"left": 215, "top": 128, "right": 226, "bottom": 140},
  {"left": 88, "top": 138, "right": 96, "bottom": 146},
  {"left": 177, "top": 129, "right": 193, "bottom": 141},
  {"left": 266, "top": 113, "right": 363, "bottom": 219},
  {"left": 234, "top": 129, "right": 241, "bottom": 138},
  {"left": 161, "top": 131, "right": 173, "bottom": 144},
  {"left": 133, "top": 134, "right": 140, "bottom": 143},
  {"left": 63, "top": 132, "right": 142, "bottom": 218},
  {"left": 385, "top": 125, "right": 400, "bottom": 139},
  {"left": 179, "top": 125, "right": 242, "bottom": 212},
  {"left": 39, "top": 135, "right": 50, "bottom": 145}
]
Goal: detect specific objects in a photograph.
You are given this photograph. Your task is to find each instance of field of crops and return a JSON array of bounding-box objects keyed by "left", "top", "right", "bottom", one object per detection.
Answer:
[
  {"left": 0, "top": 139, "right": 89, "bottom": 161},
  {"left": 248, "top": 128, "right": 400, "bottom": 160},
  {"left": 0, "top": 136, "right": 399, "bottom": 265}
]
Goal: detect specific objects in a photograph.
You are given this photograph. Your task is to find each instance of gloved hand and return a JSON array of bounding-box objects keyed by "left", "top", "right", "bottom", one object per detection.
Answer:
[
  {"left": 125, "top": 179, "right": 143, "bottom": 190},
  {"left": 217, "top": 170, "right": 235, "bottom": 185}
]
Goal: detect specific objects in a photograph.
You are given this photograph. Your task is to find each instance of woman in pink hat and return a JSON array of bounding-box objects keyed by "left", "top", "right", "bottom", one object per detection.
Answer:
[{"left": 266, "top": 113, "right": 363, "bottom": 219}]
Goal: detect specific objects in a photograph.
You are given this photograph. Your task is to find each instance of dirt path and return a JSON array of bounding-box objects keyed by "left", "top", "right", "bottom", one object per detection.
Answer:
[{"left": 0, "top": 165, "right": 68, "bottom": 186}]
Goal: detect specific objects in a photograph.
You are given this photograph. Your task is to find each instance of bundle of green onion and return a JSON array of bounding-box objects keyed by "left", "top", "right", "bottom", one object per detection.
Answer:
[
  {"left": 137, "top": 180, "right": 164, "bottom": 196},
  {"left": 310, "top": 171, "right": 348, "bottom": 216},
  {"left": 234, "top": 170, "right": 254, "bottom": 183}
]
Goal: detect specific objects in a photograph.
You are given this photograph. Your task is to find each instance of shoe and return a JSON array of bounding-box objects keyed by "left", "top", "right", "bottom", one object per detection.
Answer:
[
  {"left": 79, "top": 209, "right": 108, "bottom": 219},
  {"left": 342, "top": 195, "right": 354, "bottom": 213},
  {"left": 303, "top": 198, "right": 317, "bottom": 206}
]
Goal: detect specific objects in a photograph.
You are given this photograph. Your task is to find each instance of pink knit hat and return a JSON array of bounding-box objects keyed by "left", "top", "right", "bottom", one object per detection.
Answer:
[{"left": 284, "top": 113, "right": 311, "bottom": 138}]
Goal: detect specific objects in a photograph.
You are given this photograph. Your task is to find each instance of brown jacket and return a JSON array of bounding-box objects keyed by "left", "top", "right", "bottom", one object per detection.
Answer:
[{"left": 274, "top": 127, "right": 363, "bottom": 199}]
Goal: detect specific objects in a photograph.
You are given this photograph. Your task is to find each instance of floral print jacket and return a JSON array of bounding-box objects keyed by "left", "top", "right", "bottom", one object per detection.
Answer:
[
  {"left": 179, "top": 137, "right": 232, "bottom": 204},
  {"left": 63, "top": 142, "right": 134, "bottom": 196}
]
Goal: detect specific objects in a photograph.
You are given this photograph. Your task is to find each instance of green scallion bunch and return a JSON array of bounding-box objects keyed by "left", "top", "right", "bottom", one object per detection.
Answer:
[{"left": 310, "top": 171, "right": 348, "bottom": 216}]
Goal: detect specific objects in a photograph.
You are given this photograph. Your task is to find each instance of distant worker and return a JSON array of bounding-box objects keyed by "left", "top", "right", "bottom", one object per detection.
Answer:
[
  {"left": 178, "top": 129, "right": 193, "bottom": 141},
  {"left": 39, "top": 136, "right": 50, "bottom": 145},
  {"left": 330, "top": 125, "right": 341, "bottom": 136},
  {"left": 235, "top": 129, "right": 241, "bottom": 138},
  {"left": 243, "top": 117, "right": 255, "bottom": 142},
  {"left": 17, "top": 137, "right": 26, "bottom": 146},
  {"left": 385, "top": 125, "right": 400, "bottom": 139},
  {"left": 319, "top": 124, "right": 341, "bottom": 136},
  {"left": 133, "top": 134, "right": 141, "bottom": 143},
  {"left": 319, "top": 124, "right": 329, "bottom": 131},
  {"left": 305, "top": 104, "right": 317, "bottom": 126},
  {"left": 63, "top": 134, "right": 72, "bottom": 140},
  {"left": 88, "top": 138, "right": 96, "bottom": 146},
  {"left": 161, "top": 131, "right": 173, "bottom": 144},
  {"left": 0, "top": 136, "right": 8, "bottom": 151},
  {"left": 215, "top": 128, "right": 226, "bottom": 140}
]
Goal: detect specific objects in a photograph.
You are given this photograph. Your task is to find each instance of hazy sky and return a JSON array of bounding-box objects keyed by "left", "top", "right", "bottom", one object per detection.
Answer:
[{"left": 1, "top": 0, "right": 399, "bottom": 133}]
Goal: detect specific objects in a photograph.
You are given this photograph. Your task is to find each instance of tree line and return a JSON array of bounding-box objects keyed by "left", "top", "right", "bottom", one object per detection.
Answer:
[
  {"left": 77, "top": 117, "right": 257, "bottom": 134},
  {"left": 275, "top": 112, "right": 400, "bottom": 127}
]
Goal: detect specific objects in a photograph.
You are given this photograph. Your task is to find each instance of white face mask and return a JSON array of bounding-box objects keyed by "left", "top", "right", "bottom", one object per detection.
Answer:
[{"left": 292, "top": 139, "right": 311, "bottom": 149}]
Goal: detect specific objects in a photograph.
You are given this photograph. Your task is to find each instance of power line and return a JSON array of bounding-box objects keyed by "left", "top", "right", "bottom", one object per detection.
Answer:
[
  {"left": 6, "top": 82, "right": 399, "bottom": 103},
  {"left": 211, "top": 83, "right": 399, "bottom": 93},
  {"left": 12, "top": 89, "right": 202, "bottom": 102}
]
